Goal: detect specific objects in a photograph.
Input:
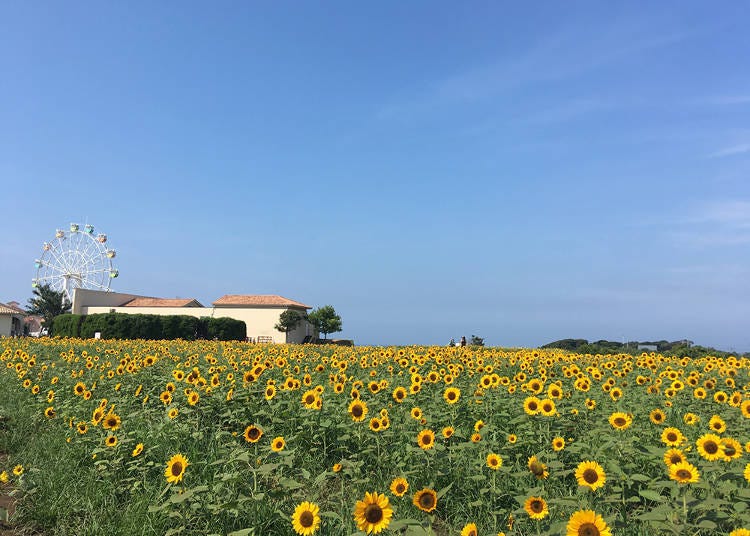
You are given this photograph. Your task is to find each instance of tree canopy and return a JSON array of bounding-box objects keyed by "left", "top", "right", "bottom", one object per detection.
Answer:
[
  {"left": 27, "top": 284, "right": 71, "bottom": 330},
  {"left": 274, "top": 310, "right": 306, "bottom": 333},
  {"left": 307, "top": 305, "right": 342, "bottom": 340}
]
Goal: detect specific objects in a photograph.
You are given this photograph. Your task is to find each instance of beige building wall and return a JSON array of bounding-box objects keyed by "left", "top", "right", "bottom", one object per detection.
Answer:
[
  {"left": 79, "top": 305, "right": 314, "bottom": 343},
  {"left": 0, "top": 316, "right": 11, "bottom": 337}
]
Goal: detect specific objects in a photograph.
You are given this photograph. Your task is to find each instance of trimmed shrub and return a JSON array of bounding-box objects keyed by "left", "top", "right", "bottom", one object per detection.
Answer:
[
  {"left": 50, "top": 314, "right": 83, "bottom": 337},
  {"left": 206, "top": 317, "right": 246, "bottom": 341}
]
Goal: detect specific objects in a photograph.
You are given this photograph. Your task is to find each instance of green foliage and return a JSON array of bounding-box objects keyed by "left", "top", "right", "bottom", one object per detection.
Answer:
[
  {"left": 206, "top": 317, "right": 246, "bottom": 341},
  {"left": 48, "top": 314, "right": 83, "bottom": 337},
  {"left": 469, "top": 335, "right": 484, "bottom": 346},
  {"left": 26, "top": 283, "right": 71, "bottom": 327},
  {"left": 64, "top": 313, "right": 246, "bottom": 341},
  {"left": 307, "top": 305, "right": 342, "bottom": 340},
  {"left": 274, "top": 310, "right": 305, "bottom": 333}
]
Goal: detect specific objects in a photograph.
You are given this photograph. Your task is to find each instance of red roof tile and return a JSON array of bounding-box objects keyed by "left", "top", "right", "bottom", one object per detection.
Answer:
[{"left": 212, "top": 295, "right": 311, "bottom": 308}]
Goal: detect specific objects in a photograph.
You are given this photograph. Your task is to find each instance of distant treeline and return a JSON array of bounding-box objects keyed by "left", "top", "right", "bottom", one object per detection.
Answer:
[
  {"left": 541, "top": 338, "right": 749, "bottom": 358},
  {"left": 51, "top": 313, "right": 246, "bottom": 341}
]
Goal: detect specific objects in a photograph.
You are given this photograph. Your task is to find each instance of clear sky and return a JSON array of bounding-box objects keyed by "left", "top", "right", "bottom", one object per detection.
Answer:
[{"left": 2, "top": 2, "right": 749, "bottom": 350}]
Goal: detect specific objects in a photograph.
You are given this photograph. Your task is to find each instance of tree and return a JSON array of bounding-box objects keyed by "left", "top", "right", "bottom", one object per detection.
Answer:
[
  {"left": 275, "top": 310, "right": 306, "bottom": 333},
  {"left": 27, "top": 284, "right": 71, "bottom": 332},
  {"left": 307, "top": 305, "right": 342, "bottom": 340},
  {"left": 470, "top": 335, "right": 485, "bottom": 346}
]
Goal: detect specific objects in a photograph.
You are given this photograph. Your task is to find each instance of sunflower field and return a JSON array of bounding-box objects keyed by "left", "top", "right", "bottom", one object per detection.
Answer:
[{"left": 1, "top": 338, "right": 749, "bottom": 536}]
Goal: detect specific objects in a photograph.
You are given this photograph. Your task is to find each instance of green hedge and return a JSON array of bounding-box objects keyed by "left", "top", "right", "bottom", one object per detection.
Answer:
[{"left": 50, "top": 313, "right": 245, "bottom": 341}]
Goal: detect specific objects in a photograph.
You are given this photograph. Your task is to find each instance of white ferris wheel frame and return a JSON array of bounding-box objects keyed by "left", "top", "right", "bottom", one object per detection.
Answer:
[{"left": 33, "top": 224, "right": 118, "bottom": 302}]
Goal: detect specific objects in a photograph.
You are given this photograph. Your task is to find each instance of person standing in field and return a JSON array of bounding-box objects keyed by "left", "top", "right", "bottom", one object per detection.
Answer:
[{"left": 460, "top": 336, "right": 466, "bottom": 347}]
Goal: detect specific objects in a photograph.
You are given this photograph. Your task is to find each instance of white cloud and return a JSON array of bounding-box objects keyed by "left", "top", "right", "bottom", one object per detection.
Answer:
[{"left": 709, "top": 143, "right": 750, "bottom": 158}]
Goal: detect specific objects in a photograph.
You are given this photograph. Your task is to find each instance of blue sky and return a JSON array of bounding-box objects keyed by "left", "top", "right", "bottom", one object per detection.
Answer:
[{"left": 2, "top": 2, "right": 749, "bottom": 350}]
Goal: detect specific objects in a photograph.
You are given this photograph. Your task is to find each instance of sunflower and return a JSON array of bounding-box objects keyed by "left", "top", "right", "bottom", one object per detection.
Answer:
[
  {"left": 460, "top": 523, "right": 478, "bottom": 536},
  {"left": 102, "top": 413, "right": 121, "bottom": 431},
  {"left": 92, "top": 407, "right": 104, "bottom": 426},
  {"left": 661, "top": 427, "right": 685, "bottom": 447},
  {"left": 585, "top": 398, "right": 596, "bottom": 410},
  {"left": 575, "top": 461, "right": 606, "bottom": 491},
  {"left": 683, "top": 412, "right": 700, "bottom": 426},
  {"left": 474, "top": 420, "right": 485, "bottom": 432},
  {"left": 720, "top": 437, "right": 743, "bottom": 461},
  {"left": 159, "top": 391, "right": 172, "bottom": 405},
  {"left": 165, "top": 453, "right": 189, "bottom": 484},
  {"left": 552, "top": 437, "right": 566, "bottom": 451},
  {"left": 187, "top": 391, "right": 200, "bottom": 406},
  {"left": 608, "top": 412, "right": 632, "bottom": 431},
  {"left": 74, "top": 381, "right": 86, "bottom": 396},
  {"left": 507, "top": 434, "right": 517, "bottom": 444},
  {"left": 131, "top": 443, "right": 144, "bottom": 457},
  {"left": 105, "top": 435, "right": 118, "bottom": 448},
  {"left": 301, "top": 389, "right": 318, "bottom": 409},
  {"left": 413, "top": 488, "right": 437, "bottom": 513},
  {"left": 442, "top": 426, "right": 455, "bottom": 439},
  {"left": 443, "top": 387, "right": 460, "bottom": 404},
  {"left": 566, "top": 509, "right": 612, "bottom": 536},
  {"left": 44, "top": 406, "right": 55, "bottom": 418},
  {"left": 243, "top": 424, "right": 263, "bottom": 443},
  {"left": 741, "top": 400, "right": 750, "bottom": 418},
  {"left": 168, "top": 407, "right": 179, "bottom": 419},
  {"left": 523, "top": 396, "right": 541, "bottom": 415},
  {"left": 744, "top": 462, "right": 750, "bottom": 483},
  {"left": 271, "top": 436, "right": 286, "bottom": 452},
  {"left": 539, "top": 398, "right": 557, "bottom": 416},
  {"left": 369, "top": 418, "right": 384, "bottom": 432},
  {"left": 0, "top": 471, "right": 7, "bottom": 483},
  {"left": 390, "top": 477, "right": 408, "bottom": 497},
  {"left": 524, "top": 496, "right": 548, "bottom": 519},
  {"left": 649, "top": 409, "right": 666, "bottom": 425},
  {"left": 392, "top": 386, "right": 407, "bottom": 403},
  {"left": 696, "top": 433, "right": 723, "bottom": 461},
  {"left": 349, "top": 399, "right": 368, "bottom": 422},
  {"left": 668, "top": 461, "right": 699, "bottom": 484},
  {"left": 663, "top": 448, "right": 686, "bottom": 466},
  {"left": 528, "top": 455, "right": 549, "bottom": 479},
  {"left": 332, "top": 463, "right": 342, "bottom": 473},
  {"left": 353, "top": 492, "right": 393, "bottom": 534},
  {"left": 470, "top": 432, "right": 482, "bottom": 443},
  {"left": 410, "top": 407, "right": 422, "bottom": 420},
  {"left": 77, "top": 422, "right": 88, "bottom": 435},
  {"left": 12, "top": 465, "right": 23, "bottom": 477},
  {"left": 417, "top": 429, "right": 436, "bottom": 450},
  {"left": 291, "top": 501, "right": 320, "bottom": 535},
  {"left": 729, "top": 530, "right": 750, "bottom": 536},
  {"left": 707, "top": 414, "right": 726, "bottom": 433},
  {"left": 486, "top": 453, "right": 503, "bottom": 470}
]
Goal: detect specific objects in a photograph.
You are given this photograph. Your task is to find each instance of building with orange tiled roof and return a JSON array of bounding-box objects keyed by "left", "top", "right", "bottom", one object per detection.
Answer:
[
  {"left": 0, "top": 301, "right": 27, "bottom": 337},
  {"left": 72, "top": 288, "right": 314, "bottom": 343}
]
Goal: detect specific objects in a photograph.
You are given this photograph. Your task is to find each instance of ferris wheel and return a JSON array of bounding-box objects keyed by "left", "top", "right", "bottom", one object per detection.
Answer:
[{"left": 32, "top": 223, "right": 119, "bottom": 302}]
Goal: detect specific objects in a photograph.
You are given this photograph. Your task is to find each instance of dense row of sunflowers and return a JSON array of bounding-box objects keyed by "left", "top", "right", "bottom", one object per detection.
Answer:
[{"left": 1, "top": 337, "right": 749, "bottom": 535}]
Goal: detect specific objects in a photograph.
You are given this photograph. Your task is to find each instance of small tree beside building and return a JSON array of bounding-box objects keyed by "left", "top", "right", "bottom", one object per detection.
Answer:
[
  {"left": 308, "top": 305, "right": 342, "bottom": 340},
  {"left": 275, "top": 310, "right": 306, "bottom": 334}
]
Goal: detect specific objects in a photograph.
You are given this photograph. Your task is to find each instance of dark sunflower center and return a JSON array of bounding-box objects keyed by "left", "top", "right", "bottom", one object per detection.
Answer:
[
  {"left": 704, "top": 441, "right": 718, "bottom": 454},
  {"left": 299, "top": 511, "right": 314, "bottom": 527},
  {"left": 352, "top": 405, "right": 363, "bottom": 417},
  {"left": 530, "top": 463, "right": 544, "bottom": 476},
  {"left": 372, "top": 421, "right": 380, "bottom": 429},
  {"left": 724, "top": 445, "right": 736, "bottom": 456},
  {"left": 667, "top": 433, "right": 677, "bottom": 442},
  {"left": 305, "top": 395, "right": 314, "bottom": 404},
  {"left": 528, "top": 402, "right": 538, "bottom": 411},
  {"left": 248, "top": 428, "right": 259, "bottom": 439},
  {"left": 396, "top": 484, "right": 405, "bottom": 493},
  {"left": 171, "top": 462, "right": 182, "bottom": 476},
  {"left": 448, "top": 392, "right": 456, "bottom": 400},
  {"left": 364, "top": 504, "right": 383, "bottom": 523},
  {"left": 670, "top": 455, "right": 682, "bottom": 464},
  {"left": 614, "top": 418, "right": 626, "bottom": 426},
  {"left": 531, "top": 500, "right": 543, "bottom": 512},
  {"left": 583, "top": 469, "right": 599, "bottom": 484},
  {"left": 419, "top": 493, "right": 435, "bottom": 508},
  {"left": 543, "top": 403, "right": 552, "bottom": 412},
  {"left": 676, "top": 469, "right": 691, "bottom": 479},
  {"left": 396, "top": 391, "right": 404, "bottom": 399},
  {"left": 421, "top": 435, "right": 431, "bottom": 445},
  {"left": 579, "top": 523, "right": 600, "bottom": 536}
]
